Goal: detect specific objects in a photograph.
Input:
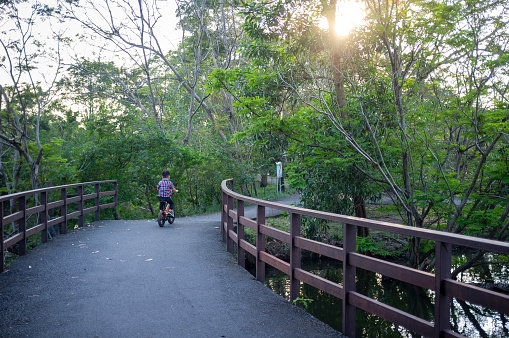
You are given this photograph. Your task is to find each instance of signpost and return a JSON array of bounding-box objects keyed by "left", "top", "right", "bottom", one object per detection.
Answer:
[{"left": 276, "top": 162, "right": 282, "bottom": 193}]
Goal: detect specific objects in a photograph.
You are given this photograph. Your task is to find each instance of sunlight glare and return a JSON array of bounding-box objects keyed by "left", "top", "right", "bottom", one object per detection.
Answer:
[{"left": 318, "top": 0, "right": 366, "bottom": 36}]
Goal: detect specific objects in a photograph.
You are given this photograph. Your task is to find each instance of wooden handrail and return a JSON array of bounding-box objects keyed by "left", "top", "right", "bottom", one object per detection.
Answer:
[
  {"left": 1, "top": 180, "right": 117, "bottom": 273},
  {"left": 221, "top": 178, "right": 509, "bottom": 338}
]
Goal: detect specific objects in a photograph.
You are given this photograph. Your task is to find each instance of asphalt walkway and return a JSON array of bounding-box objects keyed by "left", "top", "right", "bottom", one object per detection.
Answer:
[{"left": 0, "top": 195, "right": 344, "bottom": 337}]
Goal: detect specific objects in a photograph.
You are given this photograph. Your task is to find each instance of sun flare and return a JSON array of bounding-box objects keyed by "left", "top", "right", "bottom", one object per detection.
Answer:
[{"left": 318, "top": 0, "right": 366, "bottom": 36}]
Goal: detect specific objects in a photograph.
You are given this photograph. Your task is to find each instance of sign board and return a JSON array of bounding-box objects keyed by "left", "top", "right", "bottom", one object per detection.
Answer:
[{"left": 276, "top": 162, "right": 282, "bottom": 178}]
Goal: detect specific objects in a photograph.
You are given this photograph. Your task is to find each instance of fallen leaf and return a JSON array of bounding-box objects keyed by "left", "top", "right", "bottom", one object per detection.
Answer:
[
  {"left": 92, "top": 251, "right": 99, "bottom": 254},
  {"left": 145, "top": 259, "right": 153, "bottom": 262},
  {"left": 106, "top": 258, "right": 113, "bottom": 260}
]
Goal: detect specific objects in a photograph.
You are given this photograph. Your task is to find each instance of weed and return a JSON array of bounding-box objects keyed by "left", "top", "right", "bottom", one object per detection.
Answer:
[{"left": 292, "top": 297, "right": 314, "bottom": 310}]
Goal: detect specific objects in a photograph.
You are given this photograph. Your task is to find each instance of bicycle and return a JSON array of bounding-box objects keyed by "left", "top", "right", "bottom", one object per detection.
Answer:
[{"left": 157, "top": 197, "right": 176, "bottom": 227}]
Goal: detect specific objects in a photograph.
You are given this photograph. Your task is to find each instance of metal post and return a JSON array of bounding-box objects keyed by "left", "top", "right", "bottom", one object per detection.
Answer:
[
  {"left": 256, "top": 205, "right": 266, "bottom": 283},
  {"left": 237, "top": 200, "right": 245, "bottom": 268},
  {"left": 41, "top": 191, "right": 48, "bottom": 243},
  {"left": 290, "top": 212, "right": 301, "bottom": 302},
  {"left": 434, "top": 241, "right": 452, "bottom": 336},
  {"left": 78, "top": 185, "right": 84, "bottom": 227},
  {"left": 343, "top": 223, "right": 356, "bottom": 337},
  {"left": 95, "top": 183, "right": 100, "bottom": 222},
  {"left": 60, "top": 188, "right": 67, "bottom": 234},
  {"left": 18, "top": 196, "right": 26, "bottom": 256}
]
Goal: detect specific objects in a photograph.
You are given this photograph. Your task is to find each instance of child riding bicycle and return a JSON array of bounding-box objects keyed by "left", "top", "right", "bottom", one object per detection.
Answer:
[{"left": 157, "top": 169, "right": 179, "bottom": 215}]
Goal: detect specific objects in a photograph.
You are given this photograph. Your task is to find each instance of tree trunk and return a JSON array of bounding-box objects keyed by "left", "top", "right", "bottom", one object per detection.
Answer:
[
  {"left": 260, "top": 174, "right": 268, "bottom": 187},
  {"left": 325, "top": 1, "right": 368, "bottom": 236},
  {"left": 354, "top": 195, "right": 369, "bottom": 238}
]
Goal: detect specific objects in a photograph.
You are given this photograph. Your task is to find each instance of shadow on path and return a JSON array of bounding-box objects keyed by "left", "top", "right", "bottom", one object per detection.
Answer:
[{"left": 0, "top": 195, "right": 343, "bottom": 337}]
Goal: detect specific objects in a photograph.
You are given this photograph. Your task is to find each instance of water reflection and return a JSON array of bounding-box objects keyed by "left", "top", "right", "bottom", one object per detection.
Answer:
[{"left": 261, "top": 255, "right": 509, "bottom": 337}]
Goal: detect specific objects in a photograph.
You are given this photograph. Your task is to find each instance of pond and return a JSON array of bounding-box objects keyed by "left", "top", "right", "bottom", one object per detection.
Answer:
[{"left": 249, "top": 251, "right": 509, "bottom": 337}]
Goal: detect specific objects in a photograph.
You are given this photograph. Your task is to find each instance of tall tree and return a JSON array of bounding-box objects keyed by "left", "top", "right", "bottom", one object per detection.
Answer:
[
  {"left": 0, "top": 1, "right": 64, "bottom": 193},
  {"left": 231, "top": 0, "right": 509, "bottom": 268},
  {"left": 60, "top": 0, "right": 238, "bottom": 143}
]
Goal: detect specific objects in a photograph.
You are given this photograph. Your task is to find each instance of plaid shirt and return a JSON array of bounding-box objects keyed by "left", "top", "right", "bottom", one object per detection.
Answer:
[{"left": 157, "top": 179, "right": 175, "bottom": 197}]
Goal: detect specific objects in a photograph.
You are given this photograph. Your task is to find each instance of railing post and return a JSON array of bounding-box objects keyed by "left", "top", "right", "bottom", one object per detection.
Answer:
[
  {"left": 18, "top": 196, "right": 27, "bottom": 256},
  {"left": 434, "top": 241, "right": 452, "bottom": 336},
  {"left": 95, "top": 183, "right": 100, "bottom": 222},
  {"left": 256, "top": 205, "right": 266, "bottom": 283},
  {"left": 60, "top": 188, "right": 67, "bottom": 234},
  {"left": 343, "top": 223, "right": 356, "bottom": 337},
  {"left": 221, "top": 190, "right": 227, "bottom": 243},
  {"left": 1, "top": 200, "right": 4, "bottom": 273},
  {"left": 223, "top": 179, "right": 234, "bottom": 249},
  {"left": 41, "top": 191, "right": 48, "bottom": 243},
  {"left": 226, "top": 193, "right": 234, "bottom": 253},
  {"left": 78, "top": 185, "right": 84, "bottom": 227},
  {"left": 113, "top": 181, "right": 118, "bottom": 207},
  {"left": 237, "top": 200, "right": 245, "bottom": 268},
  {"left": 290, "top": 212, "right": 301, "bottom": 303}
]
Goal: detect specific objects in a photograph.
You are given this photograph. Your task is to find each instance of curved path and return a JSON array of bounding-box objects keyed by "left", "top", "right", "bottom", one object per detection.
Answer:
[{"left": 0, "top": 196, "right": 344, "bottom": 337}]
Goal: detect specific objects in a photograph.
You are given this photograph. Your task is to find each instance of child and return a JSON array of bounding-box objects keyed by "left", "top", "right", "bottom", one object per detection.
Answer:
[{"left": 157, "top": 169, "right": 179, "bottom": 214}]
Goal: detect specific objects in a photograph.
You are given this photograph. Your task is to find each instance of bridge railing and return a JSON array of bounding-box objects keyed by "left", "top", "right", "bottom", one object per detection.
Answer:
[
  {"left": 1, "top": 180, "right": 117, "bottom": 273},
  {"left": 221, "top": 179, "right": 509, "bottom": 338}
]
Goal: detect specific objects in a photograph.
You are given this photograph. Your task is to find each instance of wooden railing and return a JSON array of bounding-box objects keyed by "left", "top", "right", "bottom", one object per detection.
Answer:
[
  {"left": 221, "top": 179, "right": 509, "bottom": 338},
  {"left": 1, "top": 180, "right": 117, "bottom": 273}
]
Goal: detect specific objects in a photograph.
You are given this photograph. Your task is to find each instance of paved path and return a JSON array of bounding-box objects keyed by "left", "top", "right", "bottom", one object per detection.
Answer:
[{"left": 0, "top": 196, "right": 344, "bottom": 337}]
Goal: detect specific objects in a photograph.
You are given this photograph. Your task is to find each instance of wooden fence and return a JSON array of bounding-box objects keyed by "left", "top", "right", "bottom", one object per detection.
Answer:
[
  {"left": 1, "top": 180, "right": 117, "bottom": 273},
  {"left": 221, "top": 179, "right": 509, "bottom": 338}
]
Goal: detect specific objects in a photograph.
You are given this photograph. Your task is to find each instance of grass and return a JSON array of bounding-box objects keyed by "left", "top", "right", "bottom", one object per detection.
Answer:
[{"left": 256, "top": 183, "right": 296, "bottom": 202}]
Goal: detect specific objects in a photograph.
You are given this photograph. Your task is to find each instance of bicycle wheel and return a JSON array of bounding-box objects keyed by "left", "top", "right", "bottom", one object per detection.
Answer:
[
  {"left": 168, "top": 209, "right": 175, "bottom": 224},
  {"left": 158, "top": 210, "right": 165, "bottom": 227}
]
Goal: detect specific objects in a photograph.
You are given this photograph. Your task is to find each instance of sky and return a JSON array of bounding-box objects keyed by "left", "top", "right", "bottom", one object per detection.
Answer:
[
  {"left": 1, "top": 0, "right": 180, "bottom": 89},
  {"left": 1, "top": 0, "right": 372, "bottom": 94}
]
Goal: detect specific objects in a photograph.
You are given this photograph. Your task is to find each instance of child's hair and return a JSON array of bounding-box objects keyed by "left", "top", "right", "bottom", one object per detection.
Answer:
[{"left": 162, "top": 169, "right": 170, "bottom": 178}]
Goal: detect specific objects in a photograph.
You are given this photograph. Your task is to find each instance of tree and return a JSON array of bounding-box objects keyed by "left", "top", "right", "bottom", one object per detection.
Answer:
[
  {"left": 60, "top": 0, "right": 234, "bottom": 143},
  {"left": 0, "top": 1, "right": 65, "bottom": 193},
  {"left": 231, "top": 0, "right": 509, "bottom": 268}
]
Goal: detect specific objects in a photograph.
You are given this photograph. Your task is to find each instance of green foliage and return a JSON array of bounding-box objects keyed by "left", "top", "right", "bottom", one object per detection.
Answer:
[
  {"left": 2, "top": 0, "right": 509, "bottom": 282},
  {"left": 356, "top": 236, "right": 391, "bottom": 256},
  {"left": 38, "top": 138, "right": 78, "bottom": 185},
  {"left": 292, "top": 297, "right": 314, "bottom": 310}
]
